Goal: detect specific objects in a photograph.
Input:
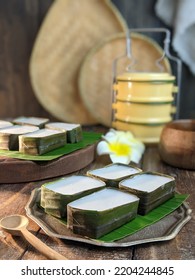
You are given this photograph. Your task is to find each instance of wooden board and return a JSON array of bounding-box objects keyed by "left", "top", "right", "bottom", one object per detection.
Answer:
[
  {"left": 0, "top": 144, "right": 96, "bottom": 183},
  {"left": 0, "top": 144, "right": 194, "bottom": 260}
]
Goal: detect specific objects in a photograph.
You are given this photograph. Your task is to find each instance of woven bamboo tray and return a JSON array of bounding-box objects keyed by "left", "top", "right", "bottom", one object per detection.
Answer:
[
  {"left": 29, "top": 0, "right": 127, "bottom": 125},
  {"left": 79, "top": 32, "right": 172, "bottom": 127}
]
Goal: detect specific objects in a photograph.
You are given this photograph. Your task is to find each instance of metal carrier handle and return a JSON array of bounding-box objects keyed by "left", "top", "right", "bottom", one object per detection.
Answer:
[{"left": 112, "top": 28, "right": 182, "bottom": 119}]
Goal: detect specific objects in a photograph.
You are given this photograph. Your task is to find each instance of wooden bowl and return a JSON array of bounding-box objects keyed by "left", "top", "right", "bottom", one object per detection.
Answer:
[{"left": 159, "top": 119, "right": 195, "bottom": 170}]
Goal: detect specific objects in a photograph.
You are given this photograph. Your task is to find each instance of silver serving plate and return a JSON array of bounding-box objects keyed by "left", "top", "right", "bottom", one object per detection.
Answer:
[{"left": 25, "top": 188, "right": 192, "bottom": 248}]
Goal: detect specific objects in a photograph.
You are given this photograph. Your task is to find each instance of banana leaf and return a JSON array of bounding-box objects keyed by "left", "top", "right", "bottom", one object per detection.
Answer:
[
  {"left": 0, "top": 131, "right": 102, "bottom": 161},
  {"left": 55, "top": 194, "right": 188, "bottom": 242},
  {"left": 99, "top": 194, "right": 189, "bottom": 242}
]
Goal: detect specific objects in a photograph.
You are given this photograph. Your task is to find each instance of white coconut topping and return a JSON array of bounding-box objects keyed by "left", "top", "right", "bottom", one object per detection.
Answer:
[
  {"left": 46, "top": 122, "right": 80, "bottom": 131},
  {"left": 88, "top": 164, "right": 140, "bottom": 180},
  {"left": 68, "top": 188, "right": 139, "bottom": 211},
  {"left": 0, "top": 121, "right": 13, "bottom": 129},
  {"left": 0, "top": 125, "right": 39, "bottom": 134},
  {"left": 44, "top": 175, "right": 105, "bottom": 195},
  {"left": 13, "top": 117, "right": 48, "bottom": 126},
  {"left": 120, "top": 173, "right": 174, "bottom": 193},
  {"left": 21, "top": 129, "right": 64, "bottom": 138}
]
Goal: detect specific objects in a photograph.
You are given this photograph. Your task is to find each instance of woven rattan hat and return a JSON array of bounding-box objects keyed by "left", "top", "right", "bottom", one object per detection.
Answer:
[
  {"left": 29, "top": 0, "right": 127, "bottom": 124},
  {"left": 79, "top": 32, "right": 172, "bottom": 126}
]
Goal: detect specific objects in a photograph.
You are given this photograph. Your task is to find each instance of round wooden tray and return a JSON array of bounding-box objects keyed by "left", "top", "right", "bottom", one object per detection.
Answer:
[{"left": 0, "top": 145, "right": 96, "bottom": 183}]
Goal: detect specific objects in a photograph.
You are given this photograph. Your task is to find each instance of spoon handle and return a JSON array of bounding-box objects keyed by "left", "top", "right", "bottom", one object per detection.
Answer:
[{"left": 21, "top": 228, "right": 68, "bottom": 260}]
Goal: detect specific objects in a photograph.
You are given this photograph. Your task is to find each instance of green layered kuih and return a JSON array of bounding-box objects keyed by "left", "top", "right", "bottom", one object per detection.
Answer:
[
  {"left": 56, "top": 193, "right": 188, "bottom": 242},
  {"left": 0, "top": 131, "right": 102, "bottom": 161},
  {"left": 41, "top": 175, "right": 106, "bottom": 218},
  {"left": 45, "top": 122, "right": 83, "bottom": 143},
  {"left": 67, "top": 188, "right": 140, "bottom": 239},
  {"left": 19, "top": 129, "right": 67, "bottom": 155},
  {"left": 99, "top": 194, "right": 189, "bottom": 242},
  {"left": 13, "top": 116, "right": 49, "bottom": 128},
  {"left": 119, "top": 172, "right": 175, "bottom": 215},
  {"left": 0, "top": 125, "right": 39, "bottom": 150},
  {"left": 87, "top": 163, "right": 142, "bottom": 188}
]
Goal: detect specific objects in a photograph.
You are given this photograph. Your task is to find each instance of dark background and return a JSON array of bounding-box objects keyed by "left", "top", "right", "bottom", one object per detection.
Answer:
[{"left": 0, "top": 0, "right": 194, "bottom": 121}]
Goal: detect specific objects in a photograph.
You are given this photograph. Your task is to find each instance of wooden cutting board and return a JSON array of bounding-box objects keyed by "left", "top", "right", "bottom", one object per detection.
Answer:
[{"left": 0, "top": 144, "right": 96, "bottom": 183}]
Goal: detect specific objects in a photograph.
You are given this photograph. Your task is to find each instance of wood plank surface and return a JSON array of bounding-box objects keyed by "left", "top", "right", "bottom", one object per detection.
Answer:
[
  {"left": 0, "top": 0, "right": 54, "bottom": 120},
  {"left": 0, "top": 144, "right": 96, "bottom": 183},
  {"left": 0, "top": 140, "right": 194, "bottom": 260},
  {"left": 0, "top": 155, "right": 134, "bottom": 260},
  {"left": 0, "top": 0, "right": 194, "bottom": 260}
]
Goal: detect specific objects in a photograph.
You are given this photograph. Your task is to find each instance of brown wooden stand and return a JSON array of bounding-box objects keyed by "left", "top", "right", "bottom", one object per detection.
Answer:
[{"left": 0, "top": 145, "right": 96, "bottom": 183}]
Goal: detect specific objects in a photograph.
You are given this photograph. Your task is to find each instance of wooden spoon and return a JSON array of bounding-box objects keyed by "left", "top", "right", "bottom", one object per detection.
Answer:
[{"left": 0, "top": 214, "right": 67, "bottom": 260}]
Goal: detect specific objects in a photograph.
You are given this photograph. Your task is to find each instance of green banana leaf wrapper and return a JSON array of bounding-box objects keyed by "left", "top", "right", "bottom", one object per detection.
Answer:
[
  {"left": 45, "top": 123, "right": 83, "bottom": 143},
  {"left": 87, "top": 163, "right": 142, "bottom": 188},
  {"left": 19, "top": 130, "right": 67, "bottom": 155},
  {"left": 41, "top": 175, "right": 106, "bottom": 218},
  {"left": 0, "top": 131, "right": 102, "bottom": 161},
  {"left": 0, "top": 125, "right": 39, "bottom": 150},
  {"left": 119, "top": 172, "right": 175, "bottom": 215},
  {"left": 67, "top": 188, "right": 140, "bottom": 239}
]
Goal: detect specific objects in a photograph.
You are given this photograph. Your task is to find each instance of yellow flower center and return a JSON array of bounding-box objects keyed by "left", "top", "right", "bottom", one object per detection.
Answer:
[{"left": 109, "top": 142, "right": 131, "bottom": 156}]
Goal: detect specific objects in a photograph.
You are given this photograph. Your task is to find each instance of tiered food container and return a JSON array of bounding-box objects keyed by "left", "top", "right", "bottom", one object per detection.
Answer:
[{"left": 112, "top": 28, "right": 182, "bottom": 143}]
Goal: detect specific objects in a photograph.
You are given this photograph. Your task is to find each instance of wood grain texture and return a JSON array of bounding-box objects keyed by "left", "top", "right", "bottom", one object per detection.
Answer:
[
  {"left": 0, "top": 144, "right": 96, "bottom": 183},
  {"left": 0, "top": 138, "right": 194, "bottom": 260},
  {"left": 0, "top": 0, "right": 54, "bottom": 120},
  {"left": 0, "top": 169, "right": 134, "bottom": 260},
  {"left": 0, "top": 0, "right": 194, "bottom": 259}
]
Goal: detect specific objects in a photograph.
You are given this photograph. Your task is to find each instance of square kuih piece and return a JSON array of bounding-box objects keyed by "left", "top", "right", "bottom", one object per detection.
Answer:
[
  {"left": 19, "top": 129, "right": 67, "bottom": 155},
  {"left": 13, "top": 116, "right": 49, "bottom": 128},
  {"left": 45, "top": 122, "right": 83, "bottom": 143},
  {"left": 40, "top": 175, "right": 106, "bottom": 218},
  {"left": 67, "top": 188, "right": 140, "bottom": 239},
  {"left": 87, "top": 163, "right": 142, "bottom": 188},
  {"left": 119, "top": 172, "right": 175, "bottom": 215},
  {"left": 0, "top": 125, "right": 39, "bottom": 150}
]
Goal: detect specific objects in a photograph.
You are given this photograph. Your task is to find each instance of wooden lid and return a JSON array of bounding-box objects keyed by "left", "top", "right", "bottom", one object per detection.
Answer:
[
  {"left": 29, "top": 0, "right": 127, "bottom": 125},
  {"left": 79, "top": 32, "right": 172, "bottom": 126}
]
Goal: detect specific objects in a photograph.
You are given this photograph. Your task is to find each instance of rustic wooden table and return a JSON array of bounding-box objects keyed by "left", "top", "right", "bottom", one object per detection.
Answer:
[{"left": 0, "top": 130, "right": 194, "bottom": 260}]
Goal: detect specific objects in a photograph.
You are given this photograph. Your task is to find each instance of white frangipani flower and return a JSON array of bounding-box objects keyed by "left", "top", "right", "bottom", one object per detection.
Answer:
[{"left": 97, "top": 129, "right": 145, "bottom": 164}]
